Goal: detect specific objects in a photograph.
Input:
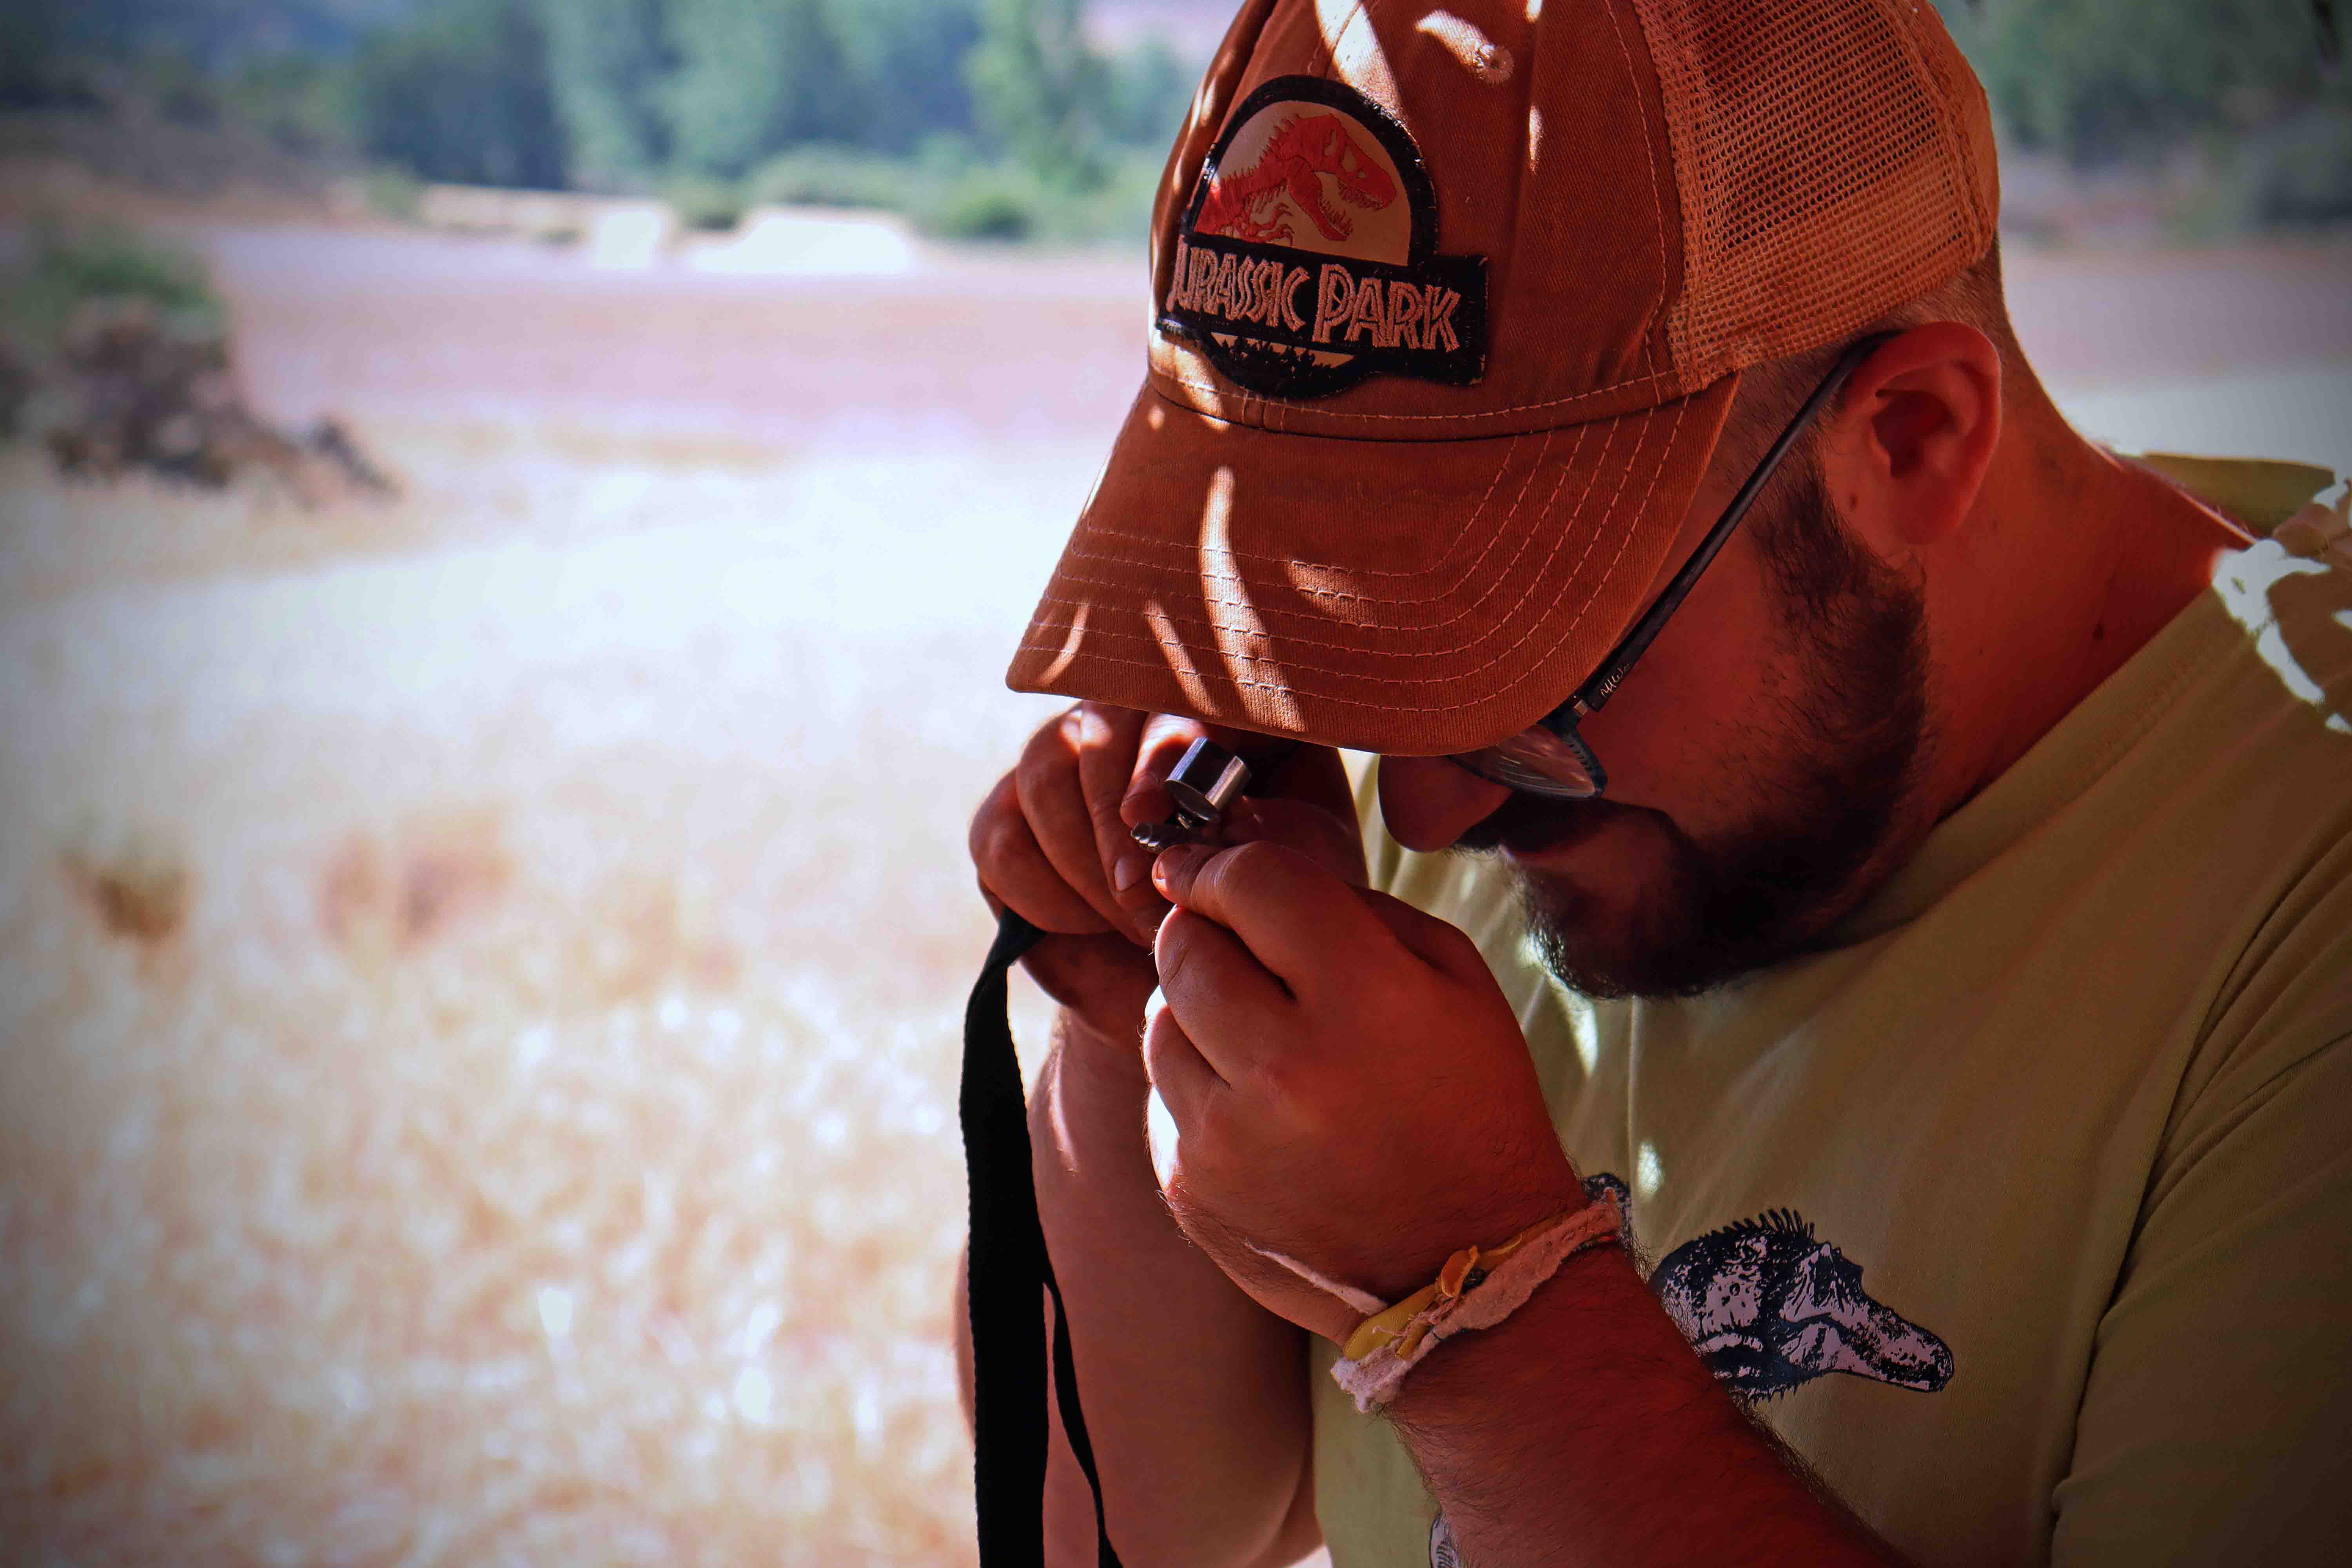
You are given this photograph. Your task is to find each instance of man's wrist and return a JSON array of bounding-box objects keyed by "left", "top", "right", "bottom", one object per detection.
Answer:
[
  {"left": 1381, "top": 1237, "right": 1635, "bottom": 1424},
  {"left": 1031, "top": 1009, "right": 1160, "bottom": 1198},
  {"left": 1331, "top": 1195, "right": 1624, "bottom": 1412},
  {"left": 1376, "top": 1243, "right": 1902, "bottom": 1568},
  {"left": 1050, "top": 1004, "right": 1152, "bottom": 1094},
  {"left": 1377, "top": 1244, "right": 1676, "bottom": 1550}
]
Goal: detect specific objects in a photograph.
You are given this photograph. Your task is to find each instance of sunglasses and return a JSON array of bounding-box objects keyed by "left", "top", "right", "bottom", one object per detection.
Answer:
[{"left": 1446, "top": 333, "right": 1896, "bottom": 799}]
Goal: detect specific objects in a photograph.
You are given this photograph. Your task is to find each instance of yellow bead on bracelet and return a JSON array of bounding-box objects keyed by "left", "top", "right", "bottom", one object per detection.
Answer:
[
  {"left": 1340, "top": 1209, "right": 1582, "bottom": 1365},
  {"left": 1328, "top": 1197, "right": 1626, "bottom": 1414}
]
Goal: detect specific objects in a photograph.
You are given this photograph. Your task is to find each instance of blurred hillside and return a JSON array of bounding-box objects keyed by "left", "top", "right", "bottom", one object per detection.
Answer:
[
  {"left": 2, "top": 0, "right": 1202, "bottom": 243},
  {"left": 4, "top": 0, "right": 2349, "bottom": 245}
]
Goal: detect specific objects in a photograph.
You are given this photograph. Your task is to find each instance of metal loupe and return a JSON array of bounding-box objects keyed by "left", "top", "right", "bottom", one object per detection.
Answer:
[{"left": 1131, "top": 738, "right": 1252, "bottom": 852}]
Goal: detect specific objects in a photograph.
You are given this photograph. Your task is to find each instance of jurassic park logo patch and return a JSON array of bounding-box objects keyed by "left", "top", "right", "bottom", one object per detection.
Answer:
[{"left": 1160, "top": 75, "right": 1488, "bottom": 400}]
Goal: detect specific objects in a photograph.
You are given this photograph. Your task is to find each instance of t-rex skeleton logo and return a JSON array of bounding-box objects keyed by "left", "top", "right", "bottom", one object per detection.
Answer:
[
  {"left": 1195, "top": 113, "right": 1401, "bottom": 246},
  {"left": 1652, "top": 1209, "right": 1955, "bottom": 1401},
  {"left": 1161, "top": 74, "right": 1487, "bottom": 398}
]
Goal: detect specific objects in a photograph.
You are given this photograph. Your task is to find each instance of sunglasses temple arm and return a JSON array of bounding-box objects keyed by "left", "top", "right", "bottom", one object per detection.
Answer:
[{"left": 1559, "top": 332, "right": 1898, "bottom": 726}]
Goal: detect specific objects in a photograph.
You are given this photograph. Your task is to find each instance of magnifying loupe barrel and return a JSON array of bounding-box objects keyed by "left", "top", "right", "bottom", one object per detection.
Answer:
[{"left": 1163, "top": 739, "right": 1251, "bottom": 827}]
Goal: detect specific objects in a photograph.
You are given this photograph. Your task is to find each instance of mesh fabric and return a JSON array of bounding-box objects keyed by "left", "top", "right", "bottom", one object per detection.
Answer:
[{"left": 1629, "top": 0, "right": 2000, "bottom": 391}]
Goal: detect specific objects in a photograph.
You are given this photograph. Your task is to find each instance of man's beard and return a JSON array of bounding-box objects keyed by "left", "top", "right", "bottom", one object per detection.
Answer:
[{"left": 1457, "top": 465, "right": 1932, "bottom": 1000}]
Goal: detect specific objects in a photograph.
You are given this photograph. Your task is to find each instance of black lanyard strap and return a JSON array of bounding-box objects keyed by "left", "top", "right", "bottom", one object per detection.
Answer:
[{"left": 962, "top": 909, "right": 1124, "bottom": 1568}]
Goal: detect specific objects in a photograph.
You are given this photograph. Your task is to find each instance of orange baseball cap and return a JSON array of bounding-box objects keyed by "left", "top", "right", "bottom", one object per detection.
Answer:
[{"left": 1005, "top": 0, "right": 1999, "bottom": 755}]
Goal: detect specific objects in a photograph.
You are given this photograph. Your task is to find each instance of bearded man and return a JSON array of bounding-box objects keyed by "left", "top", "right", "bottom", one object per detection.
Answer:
[{"left": 961, "top": 2, "right": 2352, "bottom": 1563}]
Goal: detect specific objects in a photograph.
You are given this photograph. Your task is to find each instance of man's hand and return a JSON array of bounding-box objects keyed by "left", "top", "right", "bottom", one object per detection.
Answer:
[
  {"left": 968, "top": 703, "right": 1361, "bottom": 1067},
  {"left": 1142, "top": 839, "right": 1585, "bottom": 1344},
  {"left": 963, "top": 709, "right": 1364, "bottom": 1568}
]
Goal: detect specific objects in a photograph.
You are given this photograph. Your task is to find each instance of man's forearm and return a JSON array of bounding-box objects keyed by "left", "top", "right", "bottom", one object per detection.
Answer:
[
  {"left": 1027, "top": 1013, "right": 1317, "bottom": 1568},
  {"left": 1386, "top": 1246, "right": 1903, "bottom": 1568}
]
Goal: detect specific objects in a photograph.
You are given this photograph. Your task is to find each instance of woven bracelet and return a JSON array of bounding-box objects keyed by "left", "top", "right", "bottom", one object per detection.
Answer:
[{"left": 1330, "top": 1194, "right": 1625, "bottom": 1414}]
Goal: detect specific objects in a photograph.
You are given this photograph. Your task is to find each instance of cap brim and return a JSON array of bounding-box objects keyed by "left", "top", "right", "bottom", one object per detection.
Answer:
[{"left": 1006, "top": 376, "right": 1739, "bottom": 755}]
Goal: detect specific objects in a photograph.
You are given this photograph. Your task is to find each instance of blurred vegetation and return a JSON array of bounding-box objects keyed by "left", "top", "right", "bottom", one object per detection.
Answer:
[
  {"left": 3, "top": 1, "right": 2346, "bottom": 242},
  {"left": 1, "top": 224, "right": 230, "bottom": 359},
  {"left": 1936, "top": 0, "right": 2352, "bottom": 229},
  {"left": 348, "top": 0, "right": 566, "bottom": 190},
  {"left": 1941, "top": 0, "right": 2343, "bottom": 161},
  {"left": 3, "top": 0, "right": 1194, "bottom": 242},
  {"left": 0, "top": 222, "right": 225, "bottom": 450}
]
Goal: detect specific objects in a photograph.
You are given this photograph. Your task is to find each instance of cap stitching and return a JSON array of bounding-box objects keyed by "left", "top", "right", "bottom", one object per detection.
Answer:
[
  {"left": 1068, "top": 421, "right": 1535, "bottom": 583},
  {"left": 1018, "top": 397, "right": 1688, "bottom": 696},
  {"left": 1505, "top": 382, "right": 1682, "bottom": 656},
  {"left": 1600, "top": 0, "right": 1668, "bottom": 377},
  {"left": 1073, "top": 381, "right": 1725, "bottom": 582},
  {"left": 1568, "top": 368, "right": 1693, "bottom": 642},
  {"left": 1040, "top": 423, "right": 1579, "bottom": 647},
  {"left": 1050, "top": 419, "right": 1586, "bottom": 635},
  {"left": 1151, "top": 362, "right": 1684, "bottom": 423}
]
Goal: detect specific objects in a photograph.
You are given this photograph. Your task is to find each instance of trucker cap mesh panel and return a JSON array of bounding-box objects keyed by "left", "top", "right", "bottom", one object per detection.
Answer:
[{"left": 1629, "top": 0, "right": 1996, "bottom": 389}]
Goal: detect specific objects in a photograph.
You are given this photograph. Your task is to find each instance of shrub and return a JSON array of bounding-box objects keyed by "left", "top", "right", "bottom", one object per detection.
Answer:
[
  {"left": 919, "top": 168, "right": 1039, "bottom": 241},
  {"left": 746, "top": 145, "right": 921, "bottom": 210},
  {"left": 223, "top": 54, "right": 353, "bottom": 158},
  {"left": 908, "top": 147, "right": 1163, "bottom": 246},
  {"left": 663, "top": 172, "right": 748, "bottom": 232},
  {"left": 2, "top": 226, "right": 228, "bottom": 358},
  {"left": 2251, "top": 105, "right": 2352, "bottom": 226},
  {"left": 358, "top": 167, "right": 426, "bottom": 222},
  {"left": 349, "top": 0, "right": 568, "bottom": 191}
]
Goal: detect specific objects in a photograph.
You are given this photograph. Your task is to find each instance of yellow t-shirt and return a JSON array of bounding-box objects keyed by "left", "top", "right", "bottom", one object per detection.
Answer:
[{"left": 1314, "top": 531, "right": 2352, "bottom": 1565}]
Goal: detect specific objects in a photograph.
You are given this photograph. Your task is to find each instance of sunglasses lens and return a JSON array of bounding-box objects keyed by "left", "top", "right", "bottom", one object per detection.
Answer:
[{"left": 1448, "top": 725, "right": 1603, "bottom": 798}]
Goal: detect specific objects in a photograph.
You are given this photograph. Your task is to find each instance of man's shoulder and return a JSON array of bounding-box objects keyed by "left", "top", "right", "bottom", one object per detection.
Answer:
[
  {"left": 2062, "top": 539, "right": 2352, "bottom": 1146},
  {"left": 2183, "top": 541, "right": 2352, "bottom": 936},
  {"left": 2208, "top": 537, "right": 2352, "bottom": 717}
]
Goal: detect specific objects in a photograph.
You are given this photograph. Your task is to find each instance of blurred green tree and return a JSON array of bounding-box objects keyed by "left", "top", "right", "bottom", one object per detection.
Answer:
[
  {"left": 662, "top": 0, "right": 852, "bottom": 176},
  {"left": 350, "top": 0, "right": 566, "bottom": 187},
  {"left": 537, "top": 0, "right": 988, "bottom": 183},
  {"left": 965, "top": 0, "right": 1110, "bottom": 181},
  {"left": 535, "top": 0, "right": 675, "bottom": 185},
  {"left": 0, "top": 7, "right": 91, "bottom": 112},
  {"left": 1936, "top": 0, "right": 2347, "bottom": 160},
  {"left": 822, "top": 0, "right": 983, "bottom": 155},
  {"left": 32, "top": 1, "right": 2343, "bottom": 236},
  {"left": 1101, "top": 31, "right": 1194, "bottom": 151},
  {"left": 19, "top": 1, "right": 419, "bottom": 70},
  {"left": 224, "top": 52, "right": 353, "bottom": 154}
]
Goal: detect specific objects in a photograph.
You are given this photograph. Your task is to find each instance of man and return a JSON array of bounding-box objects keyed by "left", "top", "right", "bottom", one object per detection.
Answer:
[{"left": 963, "top": 1, "right": 2352, "bottom": 1563}]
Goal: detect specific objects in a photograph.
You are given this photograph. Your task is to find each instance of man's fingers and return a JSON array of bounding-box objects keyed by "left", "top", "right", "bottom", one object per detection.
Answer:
[
  {"left": 1221, "top": 795, "right": 1368, "bottom": 888},
  {"left": 1141, "top": 985, "right": 1227, "bottom": 1131},
  {"left": 1068, "top": 704, "right": 1164, "bottom": 936},
  {"left": 1256, "top": 744, "right": 1359, "bottom": 832},
  {"left": 970, "top": 773, "right": 1114, "bottom": 936},
  {"left": 1015, "top": 710, "right": 1138, "bottom": 937},
  {"left": 1152, "top": 907, "right": 1295, "bottom": 1081},
  {"left": 1353, "top": 887, "right": 1493, "bottom": 986},
  {"left": 1151, "top": 840, "right": 1399, "bottom": 995},
  {"left": 1118, "top": 713, "right": 1211, "bottom": 833}
]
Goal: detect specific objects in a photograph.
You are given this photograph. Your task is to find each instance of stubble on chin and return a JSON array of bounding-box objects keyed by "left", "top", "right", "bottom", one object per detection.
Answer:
[
  {"left": 1511, "top": 851, "right": 1711, "bottom": 1002},
  {"left": 1461, "top": 467, "right": 1933, "bottom": 1002}
]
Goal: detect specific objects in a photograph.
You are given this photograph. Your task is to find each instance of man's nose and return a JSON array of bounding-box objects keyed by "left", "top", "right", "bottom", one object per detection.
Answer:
[{"left": 1376, "top": 755, "right": 1512, "bottom": 852}]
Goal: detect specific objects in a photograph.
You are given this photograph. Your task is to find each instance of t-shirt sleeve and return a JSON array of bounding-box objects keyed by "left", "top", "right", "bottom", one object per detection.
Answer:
[{"left": 2051, "top": 1031, "right": 2352, "bottom": 1564}]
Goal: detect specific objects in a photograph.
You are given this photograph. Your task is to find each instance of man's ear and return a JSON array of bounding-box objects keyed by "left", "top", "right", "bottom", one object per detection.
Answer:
[{"left": 1822, "top": 323, "right": 2002, "bottom": 555}]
